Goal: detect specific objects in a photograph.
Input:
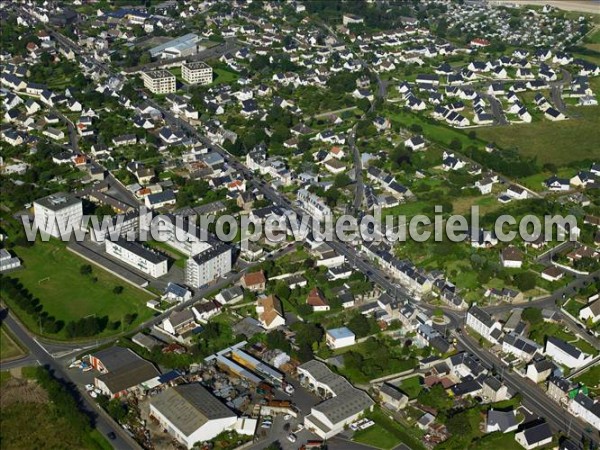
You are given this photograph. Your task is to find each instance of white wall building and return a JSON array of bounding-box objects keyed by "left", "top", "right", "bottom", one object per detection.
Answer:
[
  {"left": 105, "top": 238, "right": 168, "bottom": 278},
  {"left": 185, "top": 244, "right": 232, "bottom": 288},
  {"left": 297, "top": 189, "right": 332, "bottom": 222},
  {"left": 544, "top": 337, "right": 593, "bottom": 369},
  {"left": 149, "top": 384, "right": 238, "bottom": 449},
  {"left": 569, "top": 393, "right": 600, "bottom": 431},
  {"left": 466, "top": 305, "right": 503, "bottom": 344},
  {"left": 34, "top": 192, "right": 83, "bottom": 239},
  {"left": 182, "top": 61, "right": 213, "bottom": 85},
  {"left": 142, "top": 70, "right": 176, "bottom": 94},
  {"left": 298, "top": 360, "right": 374, "bottom": 439},
  {"left": 326, "top": 327, "right": 356, "bottom": 349}
]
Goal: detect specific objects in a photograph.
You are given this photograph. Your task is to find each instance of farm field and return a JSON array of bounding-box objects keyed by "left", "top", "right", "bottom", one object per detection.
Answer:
[
  {"left": 477, "top": 105, "right": 600, "bottom": 166},
  {"left": 5, "top": 239, "right": 154, "bottom": 340}
]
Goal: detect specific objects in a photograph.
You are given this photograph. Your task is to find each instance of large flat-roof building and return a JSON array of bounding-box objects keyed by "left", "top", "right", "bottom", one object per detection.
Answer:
[
  {"left": 33, "top": 192, "right": 83, "bottom": 239},
  {"left": 105, "top": 238, "right": 168, "bottom": 278},
  {"left": 149, "top": 384, "right": 237, "bottom": 449},
  {"left": 182, "top": 61, "right": 213, "bottom": 85},
  {"left": 141, "top": 70, "right": 176, "bottom": 94},
  {"left": 149, "top": 33, "right": 201, "bottom": 59}
]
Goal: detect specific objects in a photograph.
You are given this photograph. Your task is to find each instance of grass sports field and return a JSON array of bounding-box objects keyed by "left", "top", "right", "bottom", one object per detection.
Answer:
[{"left": 6, "top": 239, "right": 154, "bottom": 339}]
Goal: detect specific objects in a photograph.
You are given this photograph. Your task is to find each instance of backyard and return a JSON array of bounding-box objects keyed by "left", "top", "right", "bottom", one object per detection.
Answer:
[
  {"left": 5, "top": 240, "right": 155, "bottom": 340},
  {"left": 353, "top": 407, "right": 425, "bottom": 450}
]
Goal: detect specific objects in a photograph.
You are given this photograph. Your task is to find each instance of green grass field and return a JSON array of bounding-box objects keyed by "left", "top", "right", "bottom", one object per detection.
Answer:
[
  {"left": 6, "top": 240, "right": 154, "bottom": 340},
  {"left": 0, "top": 326, "right": 26, "bottom": 361},
  {"left": 470, "top": 431, "right": 523, "bottom": 450},
  {"left": 353, "top": 407, "right": 425, "bottom": 450},
  {"left": 398, "top": 376, "right": 423, "bottom": 399},
  {"left": 574, "top": 365, "right": 600, "bottom": 395},
  {"left": 145, "top": 239, "right": 187, "bottom": 269},
  {"left": 213, "top": 68, "right": 238, "bottom": 84},
  {"left": 477, "top": 105, "right": 600, "bottom": 166}
]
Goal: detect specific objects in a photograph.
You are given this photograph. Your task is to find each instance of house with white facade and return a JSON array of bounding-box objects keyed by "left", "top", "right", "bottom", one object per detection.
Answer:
[{"left": 466, "top": 305, "right": 503, "bottom": 344}]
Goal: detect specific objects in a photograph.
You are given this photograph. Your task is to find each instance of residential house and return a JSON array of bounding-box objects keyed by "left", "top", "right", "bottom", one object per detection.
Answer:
[
  {"left": 325, "top": 327, "right": 355, "bottom": 349},
  {"left": 306, "top": 288, "right": 330, "bottom": 312},
  {"left": 256, "top": 295, "right": 285, "bottom": 330},
  {"left": 544, "top": 336, "right": 593, "bottom": 369}
]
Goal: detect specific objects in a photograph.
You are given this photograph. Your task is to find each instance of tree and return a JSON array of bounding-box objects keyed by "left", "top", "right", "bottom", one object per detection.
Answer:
[
  {"left": 80, "top": 264, "right": 92, "bottom": 276},
  {"left": 522, "top": 307, "right": 542, "bottom": 325},
  {"left": 333, "top": 173, "right": 352, "bottom": 189},
  {"left": 274, "top": 282, "right": 291, "bottom": 301},
  {"left": 514, "top": 272, "right": 536, "bottom": 292},
  {"left": 417, "top": 384, "right": 453, "bottom": 411},
  {"left": 266, "top": 330, "right": 290, "bottom": 353},
  {"left": 347, "top": 313, "right": 371, "bottom": 338},
  {"left": 139, "top": 52, "right": 151, "bottom": 65},
  {"left": 113, "top": 286, "right": 124, "bottom": 295}
]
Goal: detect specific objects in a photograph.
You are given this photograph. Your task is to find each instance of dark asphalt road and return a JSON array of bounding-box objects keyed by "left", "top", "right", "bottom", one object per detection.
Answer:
[{"left": 0, "top": 308, "right": 141, "bottom": 450}]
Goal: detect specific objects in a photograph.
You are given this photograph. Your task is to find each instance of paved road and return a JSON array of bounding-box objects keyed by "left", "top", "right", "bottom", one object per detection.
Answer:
[
  {"left": 348, "top": 123, "right": 365, "bottom": 211},
  {"left": 482, "top": 93, "right": 508, "bottom": 126},
  {"left": 550, "top": 68, "right": 572, "bottom": 115},
  {"left": 0, "top": 308, "right": 141, "bottom": 450},
  {"left": 456, "top": 329, "right": 598, "bottom": 446}
]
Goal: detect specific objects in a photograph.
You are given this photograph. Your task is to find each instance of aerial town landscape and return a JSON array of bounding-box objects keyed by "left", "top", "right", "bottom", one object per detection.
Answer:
[{"left": 0, "top": 0, "right": 600, "bottom": 449}]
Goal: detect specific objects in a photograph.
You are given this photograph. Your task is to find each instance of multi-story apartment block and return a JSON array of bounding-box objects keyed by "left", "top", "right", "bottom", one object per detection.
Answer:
[
  {"left": 141, "top": 70, "right": 176, "bottom": 94},
  {"left": 181, "top": 61, "right": 213, "bottom": 85},
  {"left": 152, "top": 215, "right": 212, "bottom": 257},
  {"left": 34, "top": 192, "right": 83, "bottom": 239},
  {"left": 105, "top": 238, "right": 168, "bottom": 278},
  {"left": 185, "top": 244, "right": 232, "bottom": 288}
]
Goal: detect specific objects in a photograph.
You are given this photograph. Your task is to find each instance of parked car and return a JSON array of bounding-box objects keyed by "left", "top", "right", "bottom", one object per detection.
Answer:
[{"left": 287, "top": 434, "right": 297, "bottom": 443}]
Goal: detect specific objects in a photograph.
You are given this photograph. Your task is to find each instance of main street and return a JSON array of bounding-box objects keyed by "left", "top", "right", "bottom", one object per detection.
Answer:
[{"left": 456, "top": 330, "right": 598, "bottom": 446}]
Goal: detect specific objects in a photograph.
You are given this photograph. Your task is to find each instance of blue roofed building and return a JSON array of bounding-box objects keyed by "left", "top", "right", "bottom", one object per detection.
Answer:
[{"left": 326, "top": 327, "right": 356, "bottom": 349}]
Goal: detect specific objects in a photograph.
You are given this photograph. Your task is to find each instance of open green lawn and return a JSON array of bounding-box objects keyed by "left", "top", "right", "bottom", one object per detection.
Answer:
[
  {"left": 478, "top": 104, "right": 600, "bottom": 166},
  {"left": 0, "top": 326, "right": 26, "bottom": 361},
  {"left": 574, "top": 365, "right": 600, "bottom": 394},
  {"left": 213, "top": 68, "right": 238, "bottom": 84},
  {"left": 145, "top": 239, "right": 187, "bottom": 269},
  {"left": 353, "top": 407, "right": 425, "bottom": 450},
  {"left": 529, "top": 322, "right": 599, "bottom": 356},
  {"left": 470, "top": 431, "right": 524, "bottom": 450},
  {"left": 6, "top": 240, "right": 155, "bottom": 340},
  {"left": 398, "top": 375, "right": 423, "bottom": 399}
]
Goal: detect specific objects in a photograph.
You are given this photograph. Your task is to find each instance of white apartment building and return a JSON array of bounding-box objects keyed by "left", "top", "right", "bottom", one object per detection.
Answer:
[
  {"left": 105, "top": 238, "right": 168, "bottom": 278},
  {"left": 34, "top": 192, "right": 83, "bottom": 239},
  {"left": 297, "top": 189, "right": 332, "bottom": 222},
  {"left": 0, "top": 249, "right": 21, "bottom": 272},
  {"left": 153, "top": 215, "right": 212, "bottom": 257},
  {"left": 185, "top": 244, "right": 232, "bottom": 288},
  {"left": 182, "top": 61, "right": 213, "bottom": 85},
  {"left": 142, "top": 70, "right": 176, "bottom": 94},
  {"left": 544, "top": 336, "right": 593, "bottom": 369},
  {"left": 466, "top": 305, "right": 503, "bottom": 344}
]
